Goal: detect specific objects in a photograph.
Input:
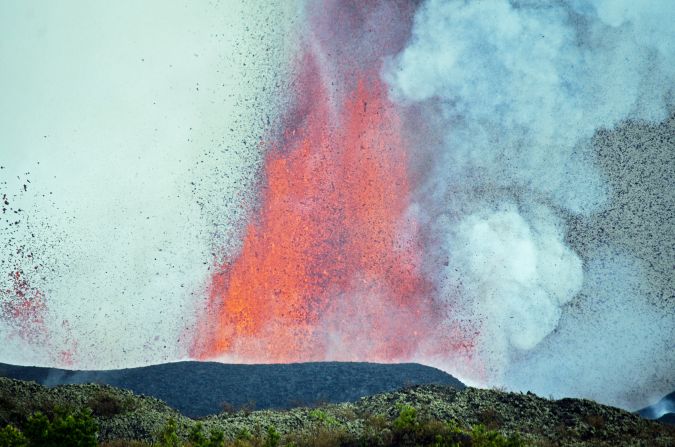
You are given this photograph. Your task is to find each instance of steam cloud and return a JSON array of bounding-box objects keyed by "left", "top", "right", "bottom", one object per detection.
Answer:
[{"left": 385, "top": 0, "right": 674, "bottom": 409}]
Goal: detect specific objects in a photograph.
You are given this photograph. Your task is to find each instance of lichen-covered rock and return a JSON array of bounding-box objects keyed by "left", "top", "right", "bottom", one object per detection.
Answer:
[{"left": 1, "top": 378, "right": 673, "bottom": 446}]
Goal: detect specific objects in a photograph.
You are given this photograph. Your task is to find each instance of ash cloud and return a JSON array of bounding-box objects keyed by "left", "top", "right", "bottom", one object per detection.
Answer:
[{"left": 385, "top": 0, "right": 674, "bottom": 409}]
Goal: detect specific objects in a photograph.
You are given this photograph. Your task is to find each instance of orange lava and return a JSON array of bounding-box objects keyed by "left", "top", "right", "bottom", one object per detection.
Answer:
[{"left": 191, "top": 54, "right": 437, "bottom": 363}]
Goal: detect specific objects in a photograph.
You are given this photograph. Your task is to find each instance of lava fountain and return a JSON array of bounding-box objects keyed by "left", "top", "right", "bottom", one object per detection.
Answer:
[{"left": 190, "top": 47, "right": 446, "bottom": 363}]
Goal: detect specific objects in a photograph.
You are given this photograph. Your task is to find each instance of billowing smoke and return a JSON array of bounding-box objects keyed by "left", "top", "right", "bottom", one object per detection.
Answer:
[
  {"left": 385, "top": 0, "right": 674, "bottom": 409},
  {"left": 506, "top": 247, "right": 674, "bottom": 409},
  {"left": 428, "top": 204, "right": 583, "bottom": 377}
]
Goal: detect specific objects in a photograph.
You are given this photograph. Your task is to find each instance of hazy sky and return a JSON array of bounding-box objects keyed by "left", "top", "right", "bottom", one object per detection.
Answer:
[{"left": 0, "top": 0, "right": 299, "bottom": 367}]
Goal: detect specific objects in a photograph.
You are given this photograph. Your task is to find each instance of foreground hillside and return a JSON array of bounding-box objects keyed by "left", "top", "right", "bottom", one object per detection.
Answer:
[
  {"left": 0, "top": 361, "right": 464, "bottom": 418},
  {"left": 0, "top": 378, "right": 673, "bottom": 446}
]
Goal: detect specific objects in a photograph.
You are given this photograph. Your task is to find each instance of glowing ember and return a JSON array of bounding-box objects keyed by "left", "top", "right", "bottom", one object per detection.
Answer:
[
  {"left": 0, "top": 271, "right": 77, "bottom": 366},
  {"left": 191, "top": 52, "right": 438, "bottom": 363},
  {"left": 1, "top": 271, "right": 48, "bottom": 340}
]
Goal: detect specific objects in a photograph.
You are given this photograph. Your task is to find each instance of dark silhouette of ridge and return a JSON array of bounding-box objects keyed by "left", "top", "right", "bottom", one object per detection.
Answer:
[
  {"left": 639, "top": 390, "right": 675, "bottom": 425},
  {"left": 0, "top": 361, "right": 464, "bottom": 418}
]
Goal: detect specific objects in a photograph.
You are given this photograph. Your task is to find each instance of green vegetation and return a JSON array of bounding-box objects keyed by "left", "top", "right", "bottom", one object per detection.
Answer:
[
  {"left": 87, "top": 390, "right": 135, "bottom": 419},
  {"left": 387, "top": 404, "right": 524, "bottom": 447},
  {"left": 263, "top": 426, "right": 280, "bottom": 447},
  {"left": 156, "top": 418, "right": 180, "bottom": 447},
  {"left": 1, "top": 405, "right": 525, "bottom": 447},
  {"left": 0, "top": 425, "right": 28, "bottom": 447},
  {"left": 0, "top": 408, "right": 98, "bottom": 447},
  {"left": 154, "top": 419, "right": 227, "bottom": 447},
  {"left": 393, "top": 404, "right": 419, "bottom": 431},
  {"left": 2, "top": 379, "right": 673, "bottom": 446},
  {"left": 308, "top": 409, "right": 339, "bottom": 427}
]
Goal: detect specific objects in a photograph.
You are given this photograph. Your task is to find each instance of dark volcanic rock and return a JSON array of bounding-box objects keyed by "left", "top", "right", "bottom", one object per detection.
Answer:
[
  {"left": 659, "top": 413, "right": 675, "bottom": 425},
  {"left": 0, "top": 361, "right": 464, "bottom": 418}
]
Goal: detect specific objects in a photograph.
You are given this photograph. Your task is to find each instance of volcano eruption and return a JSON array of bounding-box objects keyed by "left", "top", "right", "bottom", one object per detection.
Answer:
[{"left": 0, "top": 0, "right": 673, "bottom": 412}]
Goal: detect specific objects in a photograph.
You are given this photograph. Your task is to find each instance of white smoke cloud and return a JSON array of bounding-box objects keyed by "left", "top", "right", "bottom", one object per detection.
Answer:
[
  {"left": 505, "top": 248, "right": 675, "bottom": 410},
  {"left": 435, "top": 205, "right": 582, "bottom": 372},
  {"left": 385, "top": 0, "right": 674, "bottom": 408}
]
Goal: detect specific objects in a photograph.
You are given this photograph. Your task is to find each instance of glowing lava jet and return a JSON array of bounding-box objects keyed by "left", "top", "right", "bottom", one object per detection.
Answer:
[{"left": 191, "top": 48, "right": 441, "bottom": 363}]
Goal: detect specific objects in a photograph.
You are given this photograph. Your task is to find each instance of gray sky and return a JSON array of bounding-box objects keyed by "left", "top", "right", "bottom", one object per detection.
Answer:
[{"left": 0, "top": 0, "right": 299, "bottom": 367}]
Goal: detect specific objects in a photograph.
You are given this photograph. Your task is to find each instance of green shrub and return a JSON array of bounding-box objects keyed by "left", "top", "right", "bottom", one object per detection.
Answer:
[
  {"left": 23, "top": 412, "right": 49, "bottom": 446},
  {"left": 0, "top": 394, "right": 21, "bottom": 427},
  {"left": 206, "top": 428, "right": 224, "bottom": 447},
  {"left": 308, "top": 410, "right": 339, "bottom": 427},
  {"left": 24, "top": 409, "right": 97, "bottom": 447},
  {"left": 188, "top": 422, "right": 207, "bottom": 446},
  {"left": 87, "top": 391, "right": 131, "bottom": 418},
  {"left": 0, "top": 424, "right": 28, "bottom": 447},
  {"left": 287, "top": 426, "right": 354, "bottom": 447},
  {"left": 393, "top": 405, "right": 419, "bottom": 432},
  {"left": 185, "top": 422, "right": 226, "bottom": 447},
  {"left": 99, "top": 441, "right": 152, "bottom": 447},
  {"left": 470, "top": 424, "right": 525, "bottom": 447},
  {"left": 235, "top": 427, "right": 253, "bottom": 442},
  {"left": 263, "top": 425, "right": 280, "bottom": 447},
  {"left": 157, "top": 418, "right": 180, "bottom": 447},
  {"left": 389, "top": 406, "right": 526, "bottom": 447}
]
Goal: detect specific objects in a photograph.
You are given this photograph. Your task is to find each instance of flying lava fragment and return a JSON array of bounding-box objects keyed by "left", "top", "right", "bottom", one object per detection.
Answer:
[{"left": 191, "top": 50, "right": 443, "bottom": 363}]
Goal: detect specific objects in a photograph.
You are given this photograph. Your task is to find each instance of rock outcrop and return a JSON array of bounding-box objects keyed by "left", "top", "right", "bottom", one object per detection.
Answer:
[{"left": 1, "top": 377, "right": 673, "bottom": 446}]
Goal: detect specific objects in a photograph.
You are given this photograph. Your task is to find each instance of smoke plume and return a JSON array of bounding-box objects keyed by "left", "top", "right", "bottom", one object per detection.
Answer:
[{"left": 384, "top": 0, "right": 674, "bottom": 409}]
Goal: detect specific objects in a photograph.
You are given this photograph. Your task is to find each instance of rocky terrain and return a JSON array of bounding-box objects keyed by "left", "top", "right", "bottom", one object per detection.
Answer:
[
  {"left": 1, "top": 377, "right": 673, "bottom": 446},
  {"left": 0, "top": 361, "right": 464, "bottom": 418}
]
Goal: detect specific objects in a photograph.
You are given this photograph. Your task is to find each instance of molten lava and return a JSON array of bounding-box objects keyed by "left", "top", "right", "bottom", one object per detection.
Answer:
[{"left": 191, "top": 53, "right": 438, "bottom": 363}]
